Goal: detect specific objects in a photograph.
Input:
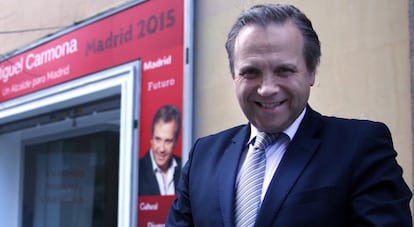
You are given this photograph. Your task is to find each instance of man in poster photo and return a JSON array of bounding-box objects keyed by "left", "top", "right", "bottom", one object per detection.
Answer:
[{"left": 139, "top": 105, "right": 182, "bottom": 196}]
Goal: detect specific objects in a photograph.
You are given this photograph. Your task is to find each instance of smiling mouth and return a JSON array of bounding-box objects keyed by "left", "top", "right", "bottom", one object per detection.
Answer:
[{"left": 257, "top": 101, "right": 284, "bottom": 109}]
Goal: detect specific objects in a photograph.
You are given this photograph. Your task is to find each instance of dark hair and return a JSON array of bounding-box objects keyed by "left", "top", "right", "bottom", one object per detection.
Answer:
[
  {"left": 151, "top": 105, "right": 181, "bottom": 141},
  {"left": 225, "top": 4, "right": 321, "bottom": 76}
]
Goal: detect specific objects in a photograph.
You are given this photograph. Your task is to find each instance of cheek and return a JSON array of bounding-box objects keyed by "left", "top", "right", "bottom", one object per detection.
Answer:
[
  {"left": 292, "top": 83, "right": 311, "bottom": 105},
  {"left": 291, "top": 77, "right": 312, "bottom": 94},
  {"left": 234, "top": 85, "right": 249, "bottom": 106},
  {"left": 166, "top": 145, "right": 174, "bottom": 154},
  {"left": 234, "top": 79, "right": 254, "bottom": 97},
  {"left": 233, "top": 80, "right": 243, "bottom": 99}
]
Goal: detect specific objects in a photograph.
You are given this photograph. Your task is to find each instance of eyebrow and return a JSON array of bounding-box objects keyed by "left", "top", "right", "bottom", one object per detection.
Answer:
[{"left": 277, "top": 63, "right": 298, "bottom": 69}]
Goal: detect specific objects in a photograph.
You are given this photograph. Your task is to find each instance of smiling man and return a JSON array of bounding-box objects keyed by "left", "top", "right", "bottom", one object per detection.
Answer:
[
  {"left": 139, "top": 105, "right": 181, "bottom": 196},
  {"left": 166, "top": 3, "right": 412, "bottom": 227},
  {"left": 232, "top": 19, "right": 314, "bottom": 135}
]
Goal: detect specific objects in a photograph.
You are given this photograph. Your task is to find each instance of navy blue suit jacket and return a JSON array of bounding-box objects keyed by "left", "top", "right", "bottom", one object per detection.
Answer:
[{"left": 167, "top": 107, "right": 412, "bottom": 226}]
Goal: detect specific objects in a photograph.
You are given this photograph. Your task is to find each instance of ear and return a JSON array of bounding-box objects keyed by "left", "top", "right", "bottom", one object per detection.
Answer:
[{"left": 309, "top": 71, "right": 316, "bottom": 86}]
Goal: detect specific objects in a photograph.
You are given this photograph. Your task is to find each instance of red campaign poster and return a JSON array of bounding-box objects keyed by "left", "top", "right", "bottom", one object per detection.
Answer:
[
  {"left": 0, "top": 0, "right": 186, "bottom": 225},
  {"left": 135, "top": 0, "right": 185, "bottom": 225},
  {"left": 137, "top": 45, "right": 183, "bottom": 226}
]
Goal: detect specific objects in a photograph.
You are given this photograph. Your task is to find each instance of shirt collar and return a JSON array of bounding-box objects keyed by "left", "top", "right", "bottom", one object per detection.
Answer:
[{"left": 248, "top": 107, "right": 307, "bottom": 144}]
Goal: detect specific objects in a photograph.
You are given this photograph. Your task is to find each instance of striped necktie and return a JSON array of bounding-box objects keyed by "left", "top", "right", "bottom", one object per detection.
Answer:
[{"left": 234, "top": 132, "right": 279, "bottom": 227}]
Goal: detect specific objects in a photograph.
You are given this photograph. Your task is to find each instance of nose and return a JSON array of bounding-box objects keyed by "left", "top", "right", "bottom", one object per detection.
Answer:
[
  {"left": 257, "top": 73, "right": 279, "bottom": 96},
  {"left": 155, "top": 140, "right": 166, "bottom": 152},
  {"left": 159, "top": 142, "right": 167, "bottom": 152}
]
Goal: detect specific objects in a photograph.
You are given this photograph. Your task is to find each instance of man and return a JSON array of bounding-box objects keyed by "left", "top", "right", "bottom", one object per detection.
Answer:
[
  {"left": 167, "top": 3, "right": 412, "bottom": 226},
  {"left": 139, "top": 105, "right": 181, "bottom": 196}
]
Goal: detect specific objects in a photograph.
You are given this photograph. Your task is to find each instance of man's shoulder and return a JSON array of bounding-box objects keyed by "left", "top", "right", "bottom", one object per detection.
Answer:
[
  {"left": 199, "top": 124, "right": 248, "bottom": 140},
  {"left": 317, "top": 113, "right": 390, "bottom": 137},
  {"left": 307, "top": 106, "right": 384, "bottom": 127},
  {"left": 321, "top": 114, "right": 387, "bottom": 128},
  {"left": 304, "top": 107, "right": 390, "bottom": 137},
  {"left": 173, "top": 154, "right": 182, "bottom": 166},
  {"left": 139, "top": 151, "right": 152, "bottom": 164},
  {"left": 190, "top": 124, "right": 249, "bottom": 149}
]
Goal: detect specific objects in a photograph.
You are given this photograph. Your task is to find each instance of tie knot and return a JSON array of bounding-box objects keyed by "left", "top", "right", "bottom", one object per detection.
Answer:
[{"left": 254, "top": 132, "right": 279, "bottom": 151}]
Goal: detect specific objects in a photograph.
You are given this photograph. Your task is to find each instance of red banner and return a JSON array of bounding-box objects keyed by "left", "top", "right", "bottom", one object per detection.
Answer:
[
  {"left": 137, "top": 43, "right": 183, "bottom": 227},
  {"left": 0, "top": 0, "right": 183, "bottom": 103},
  {"left": 138, "top": 196, "right": 176, "bottom": 226}
]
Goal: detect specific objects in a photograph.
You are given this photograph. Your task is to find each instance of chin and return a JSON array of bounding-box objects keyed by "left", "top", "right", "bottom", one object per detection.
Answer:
[{"left": 257, "top": 122, "right": 286, "bottom": 133}]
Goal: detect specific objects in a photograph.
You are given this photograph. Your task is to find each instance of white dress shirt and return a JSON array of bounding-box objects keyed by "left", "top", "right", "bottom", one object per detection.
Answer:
[
  {"left": 150, "top": 150, "right": 178, "bottom": 195},
  {"left": 236, "top": 108, "right": 306, "bottom": 202}
]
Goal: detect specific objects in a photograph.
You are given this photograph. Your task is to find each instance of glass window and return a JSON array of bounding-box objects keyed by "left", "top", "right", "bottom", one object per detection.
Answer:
[{"left": 22, "top": 129, "right": 119, "bottom": 227}]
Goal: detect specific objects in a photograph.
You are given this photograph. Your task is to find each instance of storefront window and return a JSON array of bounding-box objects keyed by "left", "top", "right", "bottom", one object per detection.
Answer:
[{"left": 22, "top": 129, "right": 119, "bottom": 227}]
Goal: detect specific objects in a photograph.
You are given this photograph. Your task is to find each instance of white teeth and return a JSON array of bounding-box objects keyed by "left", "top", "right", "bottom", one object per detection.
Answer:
[{"left": 261, "top": 102, "right": 280, "bottom": 108}]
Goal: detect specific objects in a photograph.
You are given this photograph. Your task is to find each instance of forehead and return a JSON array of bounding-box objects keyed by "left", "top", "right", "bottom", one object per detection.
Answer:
[
  {"left": 154, "top": 120, "right": 176, "bottom": 133},
  {"left": 234, "top": 21, "right": 304, "bottom": 56}
]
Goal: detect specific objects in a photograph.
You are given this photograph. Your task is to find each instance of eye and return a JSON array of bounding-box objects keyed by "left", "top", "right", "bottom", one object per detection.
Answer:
[
  {"left": 165, "top": 139, "right": 174, "bottom": 146},
  {"left": 238, "top": 67, "right": 260, "bottom": 79},
  {"left": 275, "top": 66, "right": 296, "bottom": 77}
]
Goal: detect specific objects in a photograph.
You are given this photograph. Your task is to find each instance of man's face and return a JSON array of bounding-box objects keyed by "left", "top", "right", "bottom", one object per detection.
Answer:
[
  {"left": 233, "top": 21, "right": 315, "bottom": 133},
  {"left": 150, "top": 120, "right": 177, "bottom": 171}
]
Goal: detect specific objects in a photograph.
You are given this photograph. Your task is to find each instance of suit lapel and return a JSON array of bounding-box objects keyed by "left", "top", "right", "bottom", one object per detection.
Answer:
[
  {"left": 255, "top": 107, "right": 323, "bottom": 226},
  {"left": 218, "top": 125, "right": 250, "bottom": 227},
  {"left": 173, "top": 156, "right": 181, "bottom": 193}
]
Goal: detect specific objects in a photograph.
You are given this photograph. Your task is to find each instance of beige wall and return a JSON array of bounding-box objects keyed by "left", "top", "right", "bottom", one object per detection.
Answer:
[
  {"left": 0, "top": 0, "right": 126, "bottom": 55},
  {"left": 194, "top": 0, "right": 412, "bottom": 187}
]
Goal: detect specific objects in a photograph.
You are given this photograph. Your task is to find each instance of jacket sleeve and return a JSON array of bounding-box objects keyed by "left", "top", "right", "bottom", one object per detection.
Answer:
[
  {"left": 166, "top": 143, "right": 195, "bottom": 227},
  {"left": 349, "top": 121, "right": 412, "bottom": 226}
]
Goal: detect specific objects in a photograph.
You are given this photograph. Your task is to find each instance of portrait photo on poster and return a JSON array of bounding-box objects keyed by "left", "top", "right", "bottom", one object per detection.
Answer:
[{"left": 138, "top": 104, "right": 182, "bottom": 196}]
